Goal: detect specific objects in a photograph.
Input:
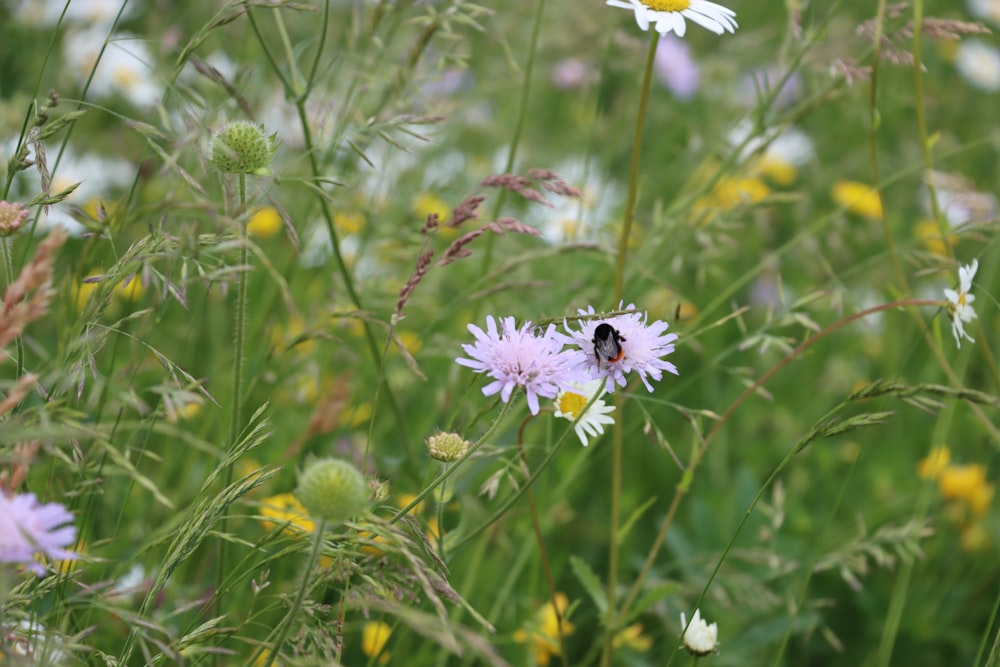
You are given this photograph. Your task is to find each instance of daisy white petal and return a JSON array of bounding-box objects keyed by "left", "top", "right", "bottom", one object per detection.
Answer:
[
  {"left": 607, "top": 0, "right": 738, "bottom": 37},
  {"left": 944, "top": 259, "right": 979, "bottom": 348},
  {"left": 554, "top": 380, "right": 617, "bottom": 446},
  {"left": 680, "top": 609, "right": 719, "bottom": 656}
]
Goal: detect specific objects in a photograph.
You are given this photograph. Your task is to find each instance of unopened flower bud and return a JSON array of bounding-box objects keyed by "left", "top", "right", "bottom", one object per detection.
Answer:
[
  {"left": 207, "top": 121, "right": 277, "bottom": 174},
  {"left": 426, "top": 432, "right": 470, "bottom": 463},
  {"left": 295, "top": 458, "right": 368, "bottom": 525}
]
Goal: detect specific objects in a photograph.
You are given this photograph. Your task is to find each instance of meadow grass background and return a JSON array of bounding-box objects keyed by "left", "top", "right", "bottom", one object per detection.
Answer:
[{"left": 1, "top": 0, "right": 999, "bottom": 665}]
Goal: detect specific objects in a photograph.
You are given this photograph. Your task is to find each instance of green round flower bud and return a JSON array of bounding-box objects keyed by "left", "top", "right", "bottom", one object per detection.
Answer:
[
  {"left": 295, "top": 458, "right": 368, "bottom": 525},
  {"left": 426, "top": 432, "right": 470, "bottom": 463},
  {"left": 207, "top": 121, "right": 277, "bottom": 174}
]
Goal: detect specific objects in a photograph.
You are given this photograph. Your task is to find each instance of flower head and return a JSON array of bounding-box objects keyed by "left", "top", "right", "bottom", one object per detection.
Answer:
[
  {"left": 259, "top": 493, "right": 315, "bottom": 535},
  {"left": 295, "top": 458, "right": 369, "bottom": 526},
  {"left": 680, "top": 608, "right": 718, "bottom": 656},
  {"left": 832, "top": 180, "right": 883, "bottom": 221},
  {"left": 561, "top": 304, "right": 679, "bottom": 393},
  {"left": 607, "top": 0, "right": 738, "bottom": 37},
  {"left": 944, "top": 259, "right": 978, "bottom": 348},
  {"left": 456, "top": 316, "right": 585, "bottom": 415},
  {"left": 554, "top": 380, "right": 616, "bottom": 446},
  {"left": 361, "top": 621, "right": 392, "bottom": 664},
  {"left": 513, "top": 593, "right": 575, "bottom": 666},
  {"left": 427, "top": 431, "right": 471, "bottom": 462},
  {"left": 0, "top": 493, "right": 78, "bottom": 576},
  {"left": 207, "top": 120, "right": 277, "bottom": 175}
]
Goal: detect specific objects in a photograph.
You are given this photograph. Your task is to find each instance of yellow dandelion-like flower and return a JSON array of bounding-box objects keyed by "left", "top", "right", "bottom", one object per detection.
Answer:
[
  {"left": 334, "top": 210, "right": 366, "bottom": 235},
  {"left": 938, "top": 464, "right": 990, "bottom": 505},
  {"left": 914, "top": 219, "right": 956, "bottom": 256},
  {"left": 412, "top": 192, "right": 451, "bottom": 224},
  {"left": 259, "top": 493, "right": 315, "bottom": 536},
  {"left": 756, "top": 156, "right": 798, "bottom": 187},
  {"left": 613, "top": 623, "right": 653, "bottom": 652},
  {"left": 75, "top": 272, "right": 104, "bottom": 311},
  {"left": 361, "top": 621, "right": 392, "bottom": 664},
  {"left": 513, "top": 593, "right": 575, "bottom": 666},
  {"left": 115, "top": 276, "right": 144, "bottom": 301},
  {"left": 247, "top": 206, "right": 283, "bottom": 238},
  {"left": 917, "top": 446, "right": 951, "bottom": 480},
  {"left": 832, "top": 180, "right": 884, "bottom": 221}
]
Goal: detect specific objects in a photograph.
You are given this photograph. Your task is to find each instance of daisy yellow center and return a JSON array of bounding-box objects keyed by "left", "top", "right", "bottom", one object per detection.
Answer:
[
  {"left": 644, "top": 0, "right": 691, "bottom": 11},
  {"left": 959, "top": 293, "right": 967, "bottom": 306},
  {"left": 558, "top": 391, "right": 587, "bottom": 419}
]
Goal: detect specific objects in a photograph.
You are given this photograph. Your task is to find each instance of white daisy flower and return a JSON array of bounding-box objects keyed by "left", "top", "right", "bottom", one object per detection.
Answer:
[
  {"left": 680, "top": 609, "right": 718, "bottom": 656},
  {"left": 561, "top": 303, "right": 679, "bottom": 394},
  {"left": 955, "top": 39, "right": 1000, "bottom": 93},
  {"left": 606, "top": 0, "right": 738, "bottom": 37},
  {"left": 64, "top": 30, "right": 163, "bottom": 108},
  {"left": 967, "top": 0, "right": 1000, "bottom": 28},
  {"left": 554, "top": 380, "right": 616, "bottom": 446},
  {"left": 944, "top": 259, "right": 979, "bottom": 348}
]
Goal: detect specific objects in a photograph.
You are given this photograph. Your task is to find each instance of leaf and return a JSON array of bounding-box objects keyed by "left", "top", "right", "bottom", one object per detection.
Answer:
[{"left": 570, "top": 556, "right": 607, "bottom": 616}]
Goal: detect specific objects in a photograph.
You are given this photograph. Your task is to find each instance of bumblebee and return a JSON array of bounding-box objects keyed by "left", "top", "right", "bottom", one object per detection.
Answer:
[{"left": 593, "top": 322, "right": 626, "bottom": 363}]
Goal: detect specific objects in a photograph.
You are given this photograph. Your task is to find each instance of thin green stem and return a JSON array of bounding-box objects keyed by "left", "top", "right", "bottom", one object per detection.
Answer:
[
  {"left": 215, "top": 172, "right": 249, "bottom": 643},
  {"left": 617, "top": 298, "right": 944, "bottom": 625},
  {"left": 518, "top": 425, "right": 569, "bottom": 667},
  {"left": 602, "top": 31, "right": 659, "bottom": 667},
  {"left": 260, "top": 520, "right": 327, "bottom": 667},
  {"left": 479, "top": 0, "right": 545, "bottom": 273},
  {"left": 614, "top": 32, "right": 658, "bottom": 301}
]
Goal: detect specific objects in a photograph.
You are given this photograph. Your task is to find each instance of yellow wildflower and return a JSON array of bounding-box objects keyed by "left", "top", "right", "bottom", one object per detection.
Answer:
[
  {"left": 395, "top": 493, "right": 424, "bottom": 516},
  {"left": 699, "top": 176, "right": 771, "bottom": 211},
  {"left": 832, "top": 180, "right": 883, "bottom": 221},
  {"left": 412, "top": 192, "right": 450, "bottom": 224},
  {"left": 361, "top": 621, "right": 392, "bottom": 664},
  {"left": 334, "top": 210, "right": 365, "bottom": 235},
  {"left": 513, "top": 593, "right": 575, "bottom": 666},
  {"left": 259, "top": 493, "right": 315, "bottom": 535},
  {"left": 917, "top": 446, "right": 951, "bottom": 480},
  {"left": 613, "top": 623, "right": 653, "bottom": 652},
  {"left": 115, "top": 276, "right": 143, "bottom": 301},
  {"left": 914, "top": 219, "right": 956, "bottom": 256},
  {"left": 247, "top": 206, "right": 283, "bottom": 238},
  {"left": 756, "top": 156, "right": 798, "bottom": 186},
  {"left": 75, "top": 272, "right": 104, "bottom": 311},
  {"left": 938, "top": 463, "right": 994, "bottom": 516}
]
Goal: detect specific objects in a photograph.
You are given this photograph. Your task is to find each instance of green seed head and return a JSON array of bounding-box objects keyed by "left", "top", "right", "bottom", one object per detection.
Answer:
[
  {"left": 295, "top": 458, "right": 369, "bottom": 526},
  {"left": 426, "top": 432, "right": 471, "bottom": 463},
  {"left": 207, "top": 121, "right": 277, "bottom": 174}
]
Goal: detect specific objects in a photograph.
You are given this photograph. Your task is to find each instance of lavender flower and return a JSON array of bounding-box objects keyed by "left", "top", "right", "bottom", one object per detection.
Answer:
[
  {"left": 561, "top": 304, "right": 679, "bottom": 393},
  {"left": 0, "top": 492, "right": 78, "bottom": 576},
  {"left": 456, "top": 316, "right": 585, "bottom": 415}
]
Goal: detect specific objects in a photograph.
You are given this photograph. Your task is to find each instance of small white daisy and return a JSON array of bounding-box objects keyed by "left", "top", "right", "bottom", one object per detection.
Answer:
[
  {"left": 944, "top": 259, "right": 979, "bottom": 348},
  {"left": 554, "top": 380, "right": 616, "bottom": 446},
  {"left": 606, "top": 0, "right": 738, "bottom": 37},
  {"left": 680, "top": 609, "right": 719, "bottom": 656},
  {"left": 955, "top": 39, "right": 1000, "bottom": 93},
  {"left": 456, "top": 316, "right": 586, "bottom": 415},
  {"left": 561, "top": 303, "right": 679, "bottom": 393}
]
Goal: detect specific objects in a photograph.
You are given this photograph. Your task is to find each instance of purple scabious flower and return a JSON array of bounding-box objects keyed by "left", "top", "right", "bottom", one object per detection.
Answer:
[
  {"left": 561, "top": 303, "right": 679, "bottom": 393},
  {"left": 456, "top": 316, "right": 585, "bottom": 415},
  {"left": 0, "top": 492, "right": 78, "bottom": 576}
]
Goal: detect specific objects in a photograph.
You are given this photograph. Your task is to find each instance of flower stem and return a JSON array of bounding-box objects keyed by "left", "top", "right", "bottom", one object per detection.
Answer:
[
  {"left": 602, "top": 31, "right": 659, "bottom": 667},
  {"left": 518, "top": 422, "right": 569, "bottom": 667},
  {"left": 617, "top": 298, "right": 944, "bottom": 624},
  {"left": 480, "top": 0, "right": 545, "bottom": 273},
  {"left": 260, "top": 519, "right": 326, "bottom": 667},
  {"left": 215, "top": 172, "right": 249, "bottom": 634}
]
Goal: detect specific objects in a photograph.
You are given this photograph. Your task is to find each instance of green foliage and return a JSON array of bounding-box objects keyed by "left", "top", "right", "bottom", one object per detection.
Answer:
[{"left": 1, "top": 0, "right": 999, "bottom": 665}]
